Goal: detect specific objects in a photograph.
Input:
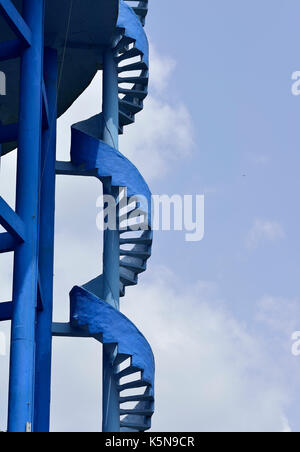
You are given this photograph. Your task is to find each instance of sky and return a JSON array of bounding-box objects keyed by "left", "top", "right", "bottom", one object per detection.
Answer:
[{"left": 2, "top": 0, "right": 300, "bottom": 432}]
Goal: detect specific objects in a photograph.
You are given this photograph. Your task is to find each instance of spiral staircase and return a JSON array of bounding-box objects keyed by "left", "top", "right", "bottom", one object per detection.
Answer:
[{"left": 54, "top": 0, "right": 154, "bottom": 432}]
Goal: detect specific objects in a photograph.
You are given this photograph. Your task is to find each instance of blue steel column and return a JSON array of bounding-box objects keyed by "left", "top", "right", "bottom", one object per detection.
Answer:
[
  {"left": 102, "top": 47, "right": 121, "bottom": 433},
  {"left": 8, "top": 0, "right": 44, "bottom": 433},
  {"left": 34, "top": 48, "right": 58, "bottom": 433}
]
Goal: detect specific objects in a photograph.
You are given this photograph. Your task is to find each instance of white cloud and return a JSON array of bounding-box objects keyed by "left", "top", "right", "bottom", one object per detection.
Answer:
[
  {"left": 149, "top": 44, "right": 176, "bottom": 94},
  {"left": 122, "top": 267, "right": 290, "bottom": 432},
  {"left": 246, "top": 219, "right": 285, "bottom": 249},
  {"left": 281, "top": 417, "right": 292, "bottom": 433},
  {"left": 56, "top": 72, "right": 102, "bottom": 162},
  {"left": 119, "top": 44, "right": 194, "bottom": 183},
  {"left": 120, "top": 97, "right": 194, "bottom": 182}
]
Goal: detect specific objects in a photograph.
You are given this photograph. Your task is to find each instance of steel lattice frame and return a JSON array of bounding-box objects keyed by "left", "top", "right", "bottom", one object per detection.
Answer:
[{"left": 0, "top": 0, "right": 154, "bottom": 433}]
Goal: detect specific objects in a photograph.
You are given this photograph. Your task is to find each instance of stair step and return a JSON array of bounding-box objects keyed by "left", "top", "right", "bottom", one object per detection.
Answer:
[
  {"left": 120, "top": 276, "right": 138, "bottom": 288},
  {"left": 120, "top": 394, "right": 154, "bottom": 403},
  {"left": 120, "top": 274, "right": 138, "bottom": 287},
  {"left": 118, "top": 76, "right": 148, "bottom": 86},
  {"left": 119, "top": 220, "right": 149, "bottom": 233},
  {"left": 124, "top": 0, "right": 148, "bottom": 27},
  {"left": 120, "top": 259, "right": 146, "bottom": 273},
  {"left": 119, "top": 216, "right": 146, "bottom": 230},
  {"left": 120, "top": 282, "right": 126, "bottom": 298},
  {"left": 116, "top": 47, "right": 141, "bottom": 63},
  {"left": 120, "top": 237, "right": 151, "bottom": 246},
  {"left": 119, "top": 210, "right": 141, "bottom": 225},
  {"left": 118, "top": 61, "right": 148, "bottom": 73},
  {"left": 113, "top": 353, "right": 131, "bottom": 367},
  {"left": 119, "top": 232, "right": 152, "bottom": 246},
  {"left": 118, "top": 380, "right": 150, "bottom": 391},
  {"left": 118, "top": 88, "right": 147, "bottom": 100},
  {"left": 119, "top": 110, "right": 134, "bottom": 126},
  {"left": 133, "top": 7, "right": 148, "bottom": 18},
  {"left": 119, "top": 200, "right": 137, "bottom": 217},
  {"left": 120, "top": 409, "right": 153, "bottom": 417},
  {"left": 115, "top": 188, "right": 127, "bottom": 206},
  {"left": 120, "top": 421, "right": 149, "bottom": 431},
  {"left": 115, "top": 366, "right": 140, "bottom": 379},
  {"left": 119, "top": 99, "right": 143, "bottom": 114},
  {"left": 114, "top": 36, "right": 135, "bottom": 55},
  {"left": 120, "top": 249, "right": 151, "bottom": 259}
]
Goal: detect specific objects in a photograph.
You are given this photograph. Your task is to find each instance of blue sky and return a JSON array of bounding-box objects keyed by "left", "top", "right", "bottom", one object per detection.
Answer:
[
  {"left": 131, "top": 0, "right": 300, "bottom": 431},
  {"left": 2, "top": 0, "right": 300, "bottom": 432},
  {"left": 149, "top": 0, "right": 300, "bottom": 300}
]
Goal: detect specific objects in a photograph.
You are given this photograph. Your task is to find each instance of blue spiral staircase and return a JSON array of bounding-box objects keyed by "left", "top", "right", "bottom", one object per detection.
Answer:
[{"left": 54, "top": 0, "right": 154, "bottom": 432}]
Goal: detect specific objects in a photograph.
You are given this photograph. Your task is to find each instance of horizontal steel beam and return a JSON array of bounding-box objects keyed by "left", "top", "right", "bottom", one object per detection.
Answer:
[
  {"left": 55, "top": 161, "right": 97, "bottom": 177},
  {"left": 52, "top": 322, "right": 94, "bottom": 338},
  {"left": 52, "top": 323, "right": 102, "bottom": 343}
]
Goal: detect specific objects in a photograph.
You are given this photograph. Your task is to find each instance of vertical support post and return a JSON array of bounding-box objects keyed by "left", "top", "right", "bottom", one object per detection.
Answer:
[
  {"left": 34, "top": 48, "right": 57, "bottom": 433},
  {"left": 8, "top": 0, "right": 44, "bottom": 433},
  {"left": 102, "top": 48, "right": 119, "bottom": 150},
  {"left": 102, "top": 48, "right": 121, "bottom": 432}
]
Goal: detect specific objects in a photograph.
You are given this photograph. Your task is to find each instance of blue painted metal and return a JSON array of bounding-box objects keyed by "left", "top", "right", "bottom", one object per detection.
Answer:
[
  {"left": 71, "top": 122, "right": 152, "bottom": 225},
  {"left": 34, "top": 48, "right": 58, "bottom": 433},
  {"left": 7, "top": 0, "right": 44, "bottom": 432},
  {"left": 124, "top": 0, "right": 149, "bottom": 26},
  {"left": 0, "top": 39, "right": 23, "bottom": 62},
  {"left": 118, "top": 2, "right": 149, "bottom": 65},
  {"left": 0, "top": 232, "right": 16, "bottom": 253},
  {"left": 0, "top": 0, "right": 119, "bottom": 156},
  {"left": 0, "top": 0, "right": 32, "bottom": 47},
  {"left": 116, "top": 2, "right": 149, "bottom": 135},
  {"left": 102, "top": 48, "right": 120, "bottom": 309},
  {"left": 57, "top": 0, "right": 154, "bottom": 431},
  {"left": 0, "top": 302, "right": 13, "bottom": 321},
  {"left": 102, "top": 47, "right": 121, "bottom": 433},
  {"left": 0, "top": 0, "right": 154, "bottom": 433},
  {"left": 0, "top": 123, "right": 18, "bottom": 143},
  {"left": 0, "top": 196, "right": 25, "bottom": 242},
  {"left": 71, "top": 286, "right": 155, "bottom": 432}
]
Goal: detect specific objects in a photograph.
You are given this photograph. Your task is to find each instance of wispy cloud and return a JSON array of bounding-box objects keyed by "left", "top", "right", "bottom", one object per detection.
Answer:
[
  {"left": 149, "top": 44, "right": 176, "bottom": 94},
  {"left": 281, "top": 416, "right": 292, "bottom": 433},
  {"left": 122, "top": 266, "right": 290, "bottom": 432},
  {"left": 120, "top": 97, "right": 194, "bottom": 182},
  {"left": 246, "top": 219, "right": 285, "bottom": 249}
]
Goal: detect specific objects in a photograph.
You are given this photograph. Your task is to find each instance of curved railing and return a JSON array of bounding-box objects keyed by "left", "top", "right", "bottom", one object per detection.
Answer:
[{"left": 71, "top": 286, "right": 155, "bottom": 432}]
